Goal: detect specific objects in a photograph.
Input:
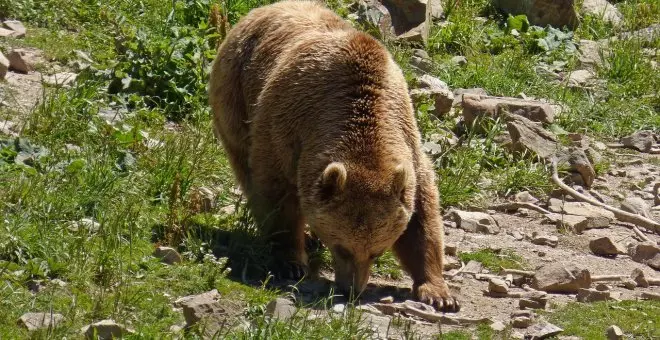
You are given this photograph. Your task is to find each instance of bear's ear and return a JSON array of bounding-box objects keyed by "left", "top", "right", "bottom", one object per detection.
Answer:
[
  {"left": 392, "top": 164, "right": 409, "bottom": 201},
  {"left": 320, "top": 162, "right": 347, "bottom": 198}
]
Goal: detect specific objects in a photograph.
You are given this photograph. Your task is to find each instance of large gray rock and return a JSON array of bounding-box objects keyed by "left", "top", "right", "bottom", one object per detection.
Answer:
[
  {"left": 578, "top": 39, "right": 609, "bottom": 69},
  {"left": 506, "top": 114, "right": 558, "bottom": 159},
  {"left": 620, "top": 130, "right": 655, "bottom": 153},
  {"left": 493, "top": 0, "right": 578, "bottom": 30},
  {"left": 18, "top": 312, "right": 64, "bottom": 331},
  {"left": 606, "top": 325, "right": 624, "bottom": 340},
  {"left": 581, "top": 0, "right": 622, "bottom": 26},
  {"left": 7, "top": 48, "right": 38, "bottom": 73},
  {"left": 532, "top": 263, "right": 591, "bottom": 293},
  {"left": 358, "top": 0, "right": 431, "bottom": 44},
  {"left": 265, "top": 298, "right": 297, "bottom": 321},
  {"left": 174, "top": 289, "right": 226, "bottom": 326},
  {"left": 525, "top": 322, "right": 564, "bottom": 339},
  {"left": 153, "top": 246, "right": 182, "bottom": 265},
  {"left": 462, "top": 94, "right": 555, "bottom": 127},
  {"left": 576, "top": 288, "right": 610, "bottom": 303},
  {"left": 589, "top": 237, "right": 626, "bottom": 257},
  {"left": 620, "top": 196, "right": 651, "bottom": 218},
  {"left": 629, "top": 242, "right": 660, "bottom": 264},
  {"left": 557, "top": 147, "right": 596, "bottom": 187}
]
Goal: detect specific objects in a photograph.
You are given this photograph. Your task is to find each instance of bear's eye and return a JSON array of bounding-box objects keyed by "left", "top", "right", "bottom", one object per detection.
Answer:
[{"left": 333, "top": 245, "right": 353, "bottom": 260}]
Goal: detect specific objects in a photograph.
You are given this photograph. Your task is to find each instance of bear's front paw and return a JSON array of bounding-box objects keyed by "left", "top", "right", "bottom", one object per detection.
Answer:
[
  {"left": 271, "top": 259, "right": 308, "bottom": 282},
  {"left": 414, "top": 281, "right": 460, "bottom": 313}
]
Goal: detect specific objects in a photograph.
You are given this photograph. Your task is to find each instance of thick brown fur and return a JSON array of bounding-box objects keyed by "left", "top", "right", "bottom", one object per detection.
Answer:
[{"left": 208, "top": 0, "right": 458, "bottom": 312}]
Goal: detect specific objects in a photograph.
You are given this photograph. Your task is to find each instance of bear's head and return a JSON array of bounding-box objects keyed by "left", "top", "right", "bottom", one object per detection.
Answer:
[{"left": 302, "top": 160, "right": 416, "bottom": 296}]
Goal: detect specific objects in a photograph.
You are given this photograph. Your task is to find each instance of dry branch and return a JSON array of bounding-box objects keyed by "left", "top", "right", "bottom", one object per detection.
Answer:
[
  {"left": 551, "top": 159, "right": 660, "bottom": 233},
  {"left": 489, "top": 202, "right": 552, "bottom": 215}
]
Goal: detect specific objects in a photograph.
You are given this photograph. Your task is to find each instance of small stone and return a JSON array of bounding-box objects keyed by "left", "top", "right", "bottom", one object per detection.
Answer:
[
  {"left": 81, "top": 319, "right": 134, "bottom": 340},
  {"left": 640, "top": 292, "right": 660, "bottom": 301},
  {"left": 621, "top": 279, "right": 637, "bottom": 290},
  {"left": 490, "top": 321, "right": 507, "bottom": 332},
  {"left": 595, "top": 283, "right": 609, "bottom": 291},
  {"left": 451, "top": 55, "right": 467, "bottom": 66},
  {"left": 648, "top": 254, "right": 660, "bottom": 270},
  {"left": 379, "top": 296, "right": 394, "bottom": 304},
  {"left": 153, "top": 246, "right": 182, "bottom": 265},
  {"left": 630, "top": 268, "right": 649, "bottom": 288},
  {"left": 332, "top": 304, "right": 345, "bottom": 313},
  {"left": 447, "top": 209, "right": 500, "bottom": 234},
  {"left": 463, "top": 260, "right": 484, "bottom": 274},
  {"left": 509, "top": 230, "right": 524, "bottom": 241},
  {"left": 525, "top": 322, "right": 564, "bottom": 339},
  {"left": 629, "top": 242, "right": 660, "bottom": 264},
  {"left": 532, "top": 263, "right": 591, "bottom": 294},
  {"left": 174, "top": 289, "right": 225, "bottom": 326},
  {"left": 0, "top": 52, "right": 8, "bottom": 79},
  {"left": 620, "top": 130, "right": 655, "bottom": 153},
  {"left": 411, "top": 74, "right": 454, "bottom": 117},
  {"left": 576, "top": 288, "right": 610, "bottom": 303},
  {"left": 620, "top": 196, "right": 651, "bottom": 218},
  {"left": 18, "top": 312, "right": 64, "bottom": 331},
  {"left": 3, "top": 20, "right": 26, "bottom": 38},
  {"left": 265, "top": 298, "right": 296, "bottom": 321},
  {"left": 531, "top": 233, "right": 558, "bottom": 247},
  {"left": 519, "top": 298, "right": 546, "bottom": 310},
  {"left": 515, "top": 191, "right": 539, "bottom": 204},
  {"left": 489, "top": 278, "right": 509, "bottom": 294},
  {"left": 511, "top": 310, "right": 534, "bottom": 328},
  {"left": 589, "top": 237, "right": 626, "bottom": 257},
  {"left": 43, "top": 72, "right": 77, "bottom": 87},
  {"left": 606, "top": 325, "right": 623, "bottom": 340},
  {"left": 7, "top": 49, "right": 34, "bottom": 73},
  {"left": 444, "top": 256, "right": 461, "bottom": 270},
  {"left": 444, "top": 243, "right": 457, "bottom": 256}
]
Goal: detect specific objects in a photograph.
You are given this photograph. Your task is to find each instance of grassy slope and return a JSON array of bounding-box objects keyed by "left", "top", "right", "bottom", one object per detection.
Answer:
[{"left": 0, "top": 0, "right": 659, "bottom": 338}]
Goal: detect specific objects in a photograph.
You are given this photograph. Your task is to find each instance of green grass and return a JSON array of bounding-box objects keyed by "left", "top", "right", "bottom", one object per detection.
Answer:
[
  {"left": 548, "top": 300, "right": 660, "bottom": 339},
  {"left": 458, "top": 249, "right": 528, "bottom": 272}
]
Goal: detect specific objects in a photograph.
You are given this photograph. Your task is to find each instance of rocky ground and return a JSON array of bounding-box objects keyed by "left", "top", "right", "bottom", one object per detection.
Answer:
[{"left": 1, "top": 0, "right": 659, "bottom": 339}]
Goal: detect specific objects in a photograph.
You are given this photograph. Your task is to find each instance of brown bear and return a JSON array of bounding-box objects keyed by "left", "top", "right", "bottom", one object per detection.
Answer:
[{"left": 208, "top": 0, "right": 458, "bottom": 312}]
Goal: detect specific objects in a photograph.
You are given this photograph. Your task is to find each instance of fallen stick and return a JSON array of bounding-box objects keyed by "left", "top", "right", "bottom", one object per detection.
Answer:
[
  {"left": 488, "top": 202, "right": 552, "bottom": 215},
  {"left": 403, "top": 305, "right": 489, "bottom": 325},
  {"left": 632, "top": 226, "right": 653, "bottom": 243},
  {"left": 551, "top": 159, "right": 660, "bottom": 233},
  {"left": 592, "top": 275, "right": 627, "bottom": 282}
]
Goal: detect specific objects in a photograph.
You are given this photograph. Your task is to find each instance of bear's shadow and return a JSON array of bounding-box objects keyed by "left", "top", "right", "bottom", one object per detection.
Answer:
[{"left": 152, "top": 218, "right": 415, "bottom": 309}]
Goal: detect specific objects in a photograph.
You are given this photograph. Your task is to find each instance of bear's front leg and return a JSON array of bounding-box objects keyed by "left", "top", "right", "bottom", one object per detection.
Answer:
[{"left": 392, "top": 162, "right": 460, "bottom": 313}]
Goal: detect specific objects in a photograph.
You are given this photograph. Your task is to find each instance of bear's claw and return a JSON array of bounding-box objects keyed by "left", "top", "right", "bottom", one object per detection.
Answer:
[
  {"left": 414, "top": 281, "right": 460, "bottom": 313},
  {"left": 271, "top": 260, "right": 308, "bottom": 282}
]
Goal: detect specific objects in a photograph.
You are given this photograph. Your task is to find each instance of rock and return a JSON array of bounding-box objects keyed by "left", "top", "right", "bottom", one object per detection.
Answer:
[
  {"left": 0, "top": 51, "right": 10, "bottom": 79},
  {"left": 578, "top": 39, "right": 608, "bottom": 69},
  {"left": 380, "top": 296, "right": 394, "bottom": 303},
  {"left": 447, "top": 209, "right": 500, "bottom": 234},
  {"left": 648, "top": 254, "right": 660, "bottom": 270},
  {"left": 452, "top": 87, "right": 488, "bottom": 106},
  {"left": 620, "top": 130, "right": 655, "bottom": 153},
  {"left": 595, "top": 283, "right": 609, "bottom": 291},
  {"left": 445, "top": 243, "right": 457, "bottom": 256},
  {"left": 567, "top": 69, "right": 595, "bottom": 87},
  {"left": 489, "top": 277, "right": 509, "bottom": 294},
  {"left": 451, "top": 55, "right": 467, "bottom": 66},
  {"left": 519, "top": 298, "right": 547, "bottom": 310},
  {"left": 546, "top": 200, "right": 615, "bottom": 230},
  {"left": 410, "top": 74, "right": 454, "bottom": 116},
  {"left": 621, "top": 279, "right": 637, "bottom": 290},
  {"left": 493, "top": 0, "right": 578, "bottom": 30},
  {"left": 153, "top": 246, "right": 182, "bottom": 265},
  {"left": 531, "top": 233, "right": 558, "bottom": 247},
  {"left": 509, "top": 230, "right": 525, "bottom": 241},
  {"left": 43, "top": 72, "right": 77, "bottom": 87},
  {"left": 463, "top": 260, "right": 484, "bottom": 274},
  {"left": 0, "top": 27, "right": 15, "bottom": 37},
  {"left": 491, "top": 320, "right": 507, "bottom": 332},
  {"left": 422, "top": 141, "right": 442, "bottom": 156},
  {"left": 265, "top": 298, "right": 296, "bottom": 321},
  {"left": 606, "top": 325, "right": 623, "bottom": 340},
  {"left": 18, "top": 312, "right": 64, "bottom": 331},
  {"left": 581, "top": 0, "right": 622, "bottom": 26},
  {"left": 332, "top": 303, "right": 346, "bottom": 313},
  {"left": 515, "top": 191, "right": 539, "bottom": 204},
  {"left": 619, "top": 24, "right": 660, "bottom": 44},
  {"left": 620, "top": 196, "right": 651, "bottom": 218},
  {"left": 526, "top": 322, "right": 563, "bottom": 339},
  {"left": 410, "top": 49, "right": 433, "bottom": 73},
  {"left": 557, "top": 146, "right": 596, "bottom": 187},
  {"left": 3, "top": 20, "right": 26, "bottom": 38},
  {"left": 358, "top": 0, "right": 431, "bottom": 44},
  {"left": 429, "top": 0, "right": 443, "bottom": 20},
  {"left": 7, "top": 49, "right": 38, "bottom": 73},
  {"left": 174, "top": 289, "right": 225, "bottom": 326},
  {"left": 589, "top": 237, "right": 626, "bottom": 257},
  {"left": 444, "top": 255, "right": 461, "bottom": 270},
  {"left": 190, "top": 186, "right": 215, "bottom": 212},
  {"left": 67, "top": 218, "right": 100, "bottom": 232},
  {"left": 511, "top": 310, "right": 534, "bottom": 328},
  {"left": 653, "top": 182, "right": 659, "bottom": 206},
  {"left": 640, "top": 292, "right": 660, "bottom": 301},
  {"left": 506, "top": 114, "right": 558, "bottom": 160},
  {"left": 630, "top": 268, "right": 649, "bottom": 288},
  {"left": 629, "top": 242, "right": 660, "bottom": 264},
  {"left": 532, "top": 263, "right": 591, "bottom": 293},
  {"left": 81, "top": 320, "right": 134, "bottom": 340},
  {"left": 576, "top": 288, "right": 610, "bottom": 303},
  {"left": 462, "top": 94, "right": 555, "bottom": 128}
]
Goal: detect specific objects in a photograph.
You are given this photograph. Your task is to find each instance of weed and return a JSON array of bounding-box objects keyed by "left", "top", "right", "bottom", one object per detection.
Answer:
[{"left": 458, "top": 249, "right": 528, "bottom": 272}]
